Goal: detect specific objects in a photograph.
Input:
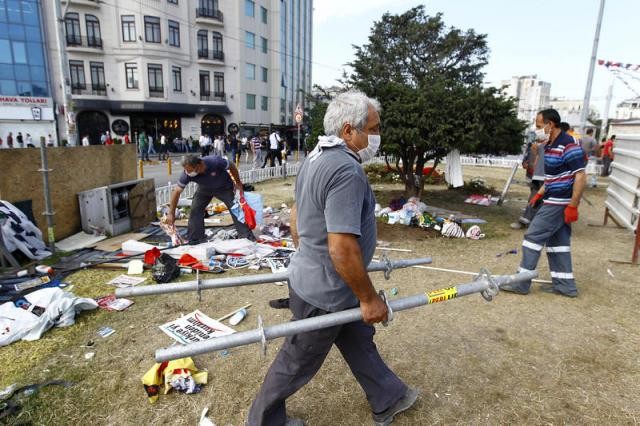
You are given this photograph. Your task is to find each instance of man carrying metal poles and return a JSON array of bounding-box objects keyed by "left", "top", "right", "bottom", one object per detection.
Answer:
[
  {"left": 502, "top": 109, "right": 586, "bottom": 298},
  {"left": 247, "top": 92, "right": 417, "bottom": 426}
]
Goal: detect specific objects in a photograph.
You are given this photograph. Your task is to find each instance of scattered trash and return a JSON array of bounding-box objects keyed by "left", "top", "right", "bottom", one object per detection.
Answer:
[
  {"left": 607, "top": 268, "right": 615, "bottom": 278},
  {"left": 127, "top": 259, "right": 144, "bottom": 275},
  {"left": 35, "top": 265, "right": 53, "bottom": 275},
  {"left": 219, "top": 350, "right": 230, "bottom": 357},
  {"left": 160, "top": 310, "right": 235, "bottom": 344},
  {"left": 84, "top": 352, "right": 95, "bottom": 360},
  {"left": 107, "top": 275, "right": 147, "bottom": 288},
  {"left": 496, "top": 248, "right": 518, "bottom": 257},
  {"left": 0, "top": 380, "right": 73, "bottom": 419},
  {"left": 229, "top": 308, "right": 247, "bottom": 326},
  {"left": 390, "top": 287, "right": 398, "bottom": 296},
  {"left": 142, "top": 357, "right": 208, "bottom": 403},
  {"left": 152, "top": 254, "right": 181, "bottom": 283},
  {"left": 465, "top": 225, "right": 485, "bottom": 240},
  {"left": 0, "top": 288, "right": 98, "bottom": 347},
  {"left": 441, "top": 219, "right": 465, "bottom": 238},
  {"left": 97, "top": 326, "right": 115, "bottom": 338},
  {"left": 199, "top": 407, "right": 216, "bottom": 426},
  {"left": 464, "top": 194, "right": 496, "bottom": 206},
  {"left": 216, "top": 304, "right": 252, "bottom": 322},
  {"left": 96, "top": 295, "right": 134, "bottom": 312},
  {"left": 160, "top": 215, "right": 186, "bottom": 246}
]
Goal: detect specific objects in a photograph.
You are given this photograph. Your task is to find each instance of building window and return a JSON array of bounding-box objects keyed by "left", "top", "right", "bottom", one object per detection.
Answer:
[
  {"left": 148, "top": 64, "right": 163, "bottom": 96},
  {"left": 199, "top": 70, "right": 210, "bottom": 100},
  {"left": 64, "top": 13, "right": 81, "bottom": 46},
  {"left": 197, "top": 30, "right": 208, "bottom": 57},
  {"left": 261, "top": 67, "right": 267, "bottom": 82},
  {"left": 144, "top": 16, "right": 161, "bottom": 43},
  {"left": 213, "top": 72, "right": 224, "bottom": 97},
  {"left": 212, "top": 31, "right": 223, "bottom": 59},
  {"left": 90, "top": 62, "right": 106, "bottom": 94},
  {"left": 168, "top": 20, "right": 180, "bottom": 47},
  {"left": 172, "top": 66, "right": 182, "bottom": 92},
  {"left": 245, "top": 31, "right": 255, "bottom": 49},
  {"left": 261, "top": 6, "right": 267, "bottom": 24},
  {"left": 168, "top": 0, "right": 178, "bottom": 4},
  {"left": 246, "top": 63, "right": 255, "bottom": 80},
  {"left": 260, "top": 36, "right": 267, "bottom": 54},
  {"left": 245, "top": 0, "right": 255, "bottom": 17},
  {"left": 246, "top": 93, "right": 256, "bottom": 110},
  {"left": 85, "top": 15, "right": 102, "bottom": 48},
  {"left": 69, "top": 60, "right": 85, "bottom": 93},
  {"left": 121, "top": 15, "right": 136, "bottom": 42},
  {"left": 261, "top": 96, "right": 268, "bottom": 111},
  {"left": 125, "top": 63, "right": 138, "bottom": 89}
]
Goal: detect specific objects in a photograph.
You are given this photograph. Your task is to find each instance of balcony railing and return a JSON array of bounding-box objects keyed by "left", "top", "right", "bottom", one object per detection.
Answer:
[
  {"left": 197, "top": 49, "right": 224, "bottom": 61},
  {"left": 66, "top": 35, "right": 103, "bottom": 49},
  {"left": 200, "top": 91, "right": 225, "bottom": 102},
  {"left": 196, "top": 8, "right": 224, "bottom": 22},
  {"left": 149, "top": 88, "right": 164, "bottom": 98},
  {"left": 71, "top": 84, "right": 107, "bottom": 96}
]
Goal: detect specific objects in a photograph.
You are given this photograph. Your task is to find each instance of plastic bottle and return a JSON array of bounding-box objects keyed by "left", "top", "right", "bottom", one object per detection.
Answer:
[{"left": 229, "top": 308, "right": 247, "bottom": 326}]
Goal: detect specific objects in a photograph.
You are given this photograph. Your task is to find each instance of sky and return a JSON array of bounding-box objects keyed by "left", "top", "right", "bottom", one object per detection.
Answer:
[{"left": 311, "top": 0, "right": 640, "bottom": 120}]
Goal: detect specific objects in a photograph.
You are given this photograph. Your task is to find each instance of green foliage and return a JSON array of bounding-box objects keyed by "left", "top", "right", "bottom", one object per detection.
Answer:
[
  {"left": 346, "top": 6, "right": 526, "bottom": 197},
  {"left": 304, "top": 85, "right": 335, "bottom": 152}
]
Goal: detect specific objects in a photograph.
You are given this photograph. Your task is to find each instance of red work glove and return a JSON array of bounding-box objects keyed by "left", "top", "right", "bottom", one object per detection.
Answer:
[
  {"left": 564, "top": 205, "right": 579, "bottom": 224},
  {"left": 529, "top": 192, "right": 543, "bottom": 207}
]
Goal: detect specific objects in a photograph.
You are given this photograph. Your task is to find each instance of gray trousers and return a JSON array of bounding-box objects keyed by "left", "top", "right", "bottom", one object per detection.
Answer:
[
  {"left": 516, "top": 204, "right": 578, "bottom": 295},
  {"left": 247, "top": 286, "right": 407, "bottom": 425},
  {"left": 187, "top": 186, "right": 254, "bottom": 242},
  {"left": 252, "top": 149, "right": 264, "bottom": 169},
  {"left": 519, "top": 180, "right": 543, "bottom": 225}
]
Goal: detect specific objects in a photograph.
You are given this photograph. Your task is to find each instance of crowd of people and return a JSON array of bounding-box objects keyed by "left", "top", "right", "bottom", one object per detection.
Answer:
[{"left": 0, "top": 131, "right": 56, "bottom": 148}]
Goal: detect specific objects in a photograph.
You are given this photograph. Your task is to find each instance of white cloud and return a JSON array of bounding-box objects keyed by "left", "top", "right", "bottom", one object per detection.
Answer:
[{"left": 313, "top": 0, "right": 417, "bottom": 24}]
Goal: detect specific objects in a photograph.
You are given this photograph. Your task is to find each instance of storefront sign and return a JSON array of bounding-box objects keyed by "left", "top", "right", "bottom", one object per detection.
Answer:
[{"left": 0, "top": 96, "right": 52, "bottom": 107}]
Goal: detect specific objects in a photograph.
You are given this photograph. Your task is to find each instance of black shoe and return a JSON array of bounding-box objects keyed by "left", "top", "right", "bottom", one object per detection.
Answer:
[
  {"left": 500, "top": 284, "right": 529, "bottom": 295},
  {"left": 372, "top": 388, "right": 419, "bottom": 426},
  {"left": 268, "top": 298, "right": 290, "bottom": 309},
  {"left": 540, "top": 285, "right": 577, "bottom": 298}
]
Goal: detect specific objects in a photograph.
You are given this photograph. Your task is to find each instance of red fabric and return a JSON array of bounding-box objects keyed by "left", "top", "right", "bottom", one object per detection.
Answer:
[
  {"left": 143, "top": 247, "right": 162, "bottom": 265},
  {"left": 240, "top": 197, "right": 257, "bottom": 230},
  {"left": 602, "top": 140, "right": 614, "bottom": 158},
  {"left": 564, "top": 205, "right": 579, "bottom": 224},
  {"left": 178, "top": 253, "right": 199, "bottom": 267}
]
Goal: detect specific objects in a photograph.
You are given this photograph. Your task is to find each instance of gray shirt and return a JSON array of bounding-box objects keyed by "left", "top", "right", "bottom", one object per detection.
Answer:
[
  {"left": 582, "top": 136, "right": 597, "bottom": 157},
  {"left": 288, "top": 145, "right": 377, "bottom": 312}
]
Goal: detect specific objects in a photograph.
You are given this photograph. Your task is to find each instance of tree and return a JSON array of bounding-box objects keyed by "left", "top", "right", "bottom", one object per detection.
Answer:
[
  {"left": 303, "top": 85, "right": 336, "bottom": 152},
  {"left": 346, "top": 6, "right": 526, "bottom": 197}
]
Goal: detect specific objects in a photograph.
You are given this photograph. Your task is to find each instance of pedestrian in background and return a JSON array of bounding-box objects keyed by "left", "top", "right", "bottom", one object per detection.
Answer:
[
  {"left": 139, "top": 131, "right": 149, "bottom": 161},
  {"left": 600, "top": 134, "right": 615, "bottom": 177},
  {"left": 6, "top": 132, "right": 13, "bottom": 148},
  {"left": 251, "top": 134, "right": 263, "bottom": 169}
]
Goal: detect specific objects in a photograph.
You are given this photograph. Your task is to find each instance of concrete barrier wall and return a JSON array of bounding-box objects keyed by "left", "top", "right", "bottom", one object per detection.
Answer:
[{"left": 0, "top": 145, "right": 137, "bottom": 241}]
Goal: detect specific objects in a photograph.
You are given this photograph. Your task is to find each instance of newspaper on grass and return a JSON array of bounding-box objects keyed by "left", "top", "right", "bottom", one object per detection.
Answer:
[
  {"left": 160, "top": 310, "right": 236, "bottom": 345},
  {"left": 107, "top": 274, "right": 147, "bottom": 288}
]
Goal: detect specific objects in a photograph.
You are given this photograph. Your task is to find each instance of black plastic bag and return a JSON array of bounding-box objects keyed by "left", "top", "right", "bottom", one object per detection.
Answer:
[{"left": 152, "top": 253, "right": 180, "bottom": 283}]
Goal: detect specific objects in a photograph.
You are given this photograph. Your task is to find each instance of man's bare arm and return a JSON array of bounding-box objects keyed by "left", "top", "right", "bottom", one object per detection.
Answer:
[
  {"left": 327, "top": 233, "right": 387, "bottom": 324},
  {"left": 570, "top": 171, "right": 586, "bottom": 207},
  {"left": 166, "top": 186, "right": 184, "bottom": 224},
  {"left": 290, "top": 203, "right": 299, "bottom": 248}
]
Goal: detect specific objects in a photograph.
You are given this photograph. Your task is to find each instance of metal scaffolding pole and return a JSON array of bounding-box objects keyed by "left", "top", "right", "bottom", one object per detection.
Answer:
[
  {"left": 155, "top": 269, "right": 538, "bottom": 362},
  {"left": 115, "top": 257, "right": 433, "bottom": 298},
  {"left": 579, "top": 0, "right": 606, "bottom": 135}
]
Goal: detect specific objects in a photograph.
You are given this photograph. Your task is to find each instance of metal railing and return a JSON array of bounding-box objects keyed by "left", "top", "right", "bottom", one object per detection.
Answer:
[
  {"left": 199, "top": 91, "right": 225, "bottom": 102},
  {"left": 66, "top": 35, "right": 103, "bottom": 48},
  {"left": 195, "top": 8, "right": 224, "bottom": 22},
  {"left": 71, "top": 85, "right": 106, "bottom": 96},
  {"left": 197, "top": 49, "right": 224, "bottom": 61},
  {"left": 149, "top": 88, "right": 164, "bottom": 98}
]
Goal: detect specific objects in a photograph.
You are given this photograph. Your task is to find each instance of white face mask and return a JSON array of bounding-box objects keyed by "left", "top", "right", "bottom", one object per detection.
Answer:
[
  {"left": 186, "top": 170, "right": 198, "bottom": 177},
  {"left": 357, "top": 134, "right": 381, "bottom": 163},
  {"left": 534, "top": 124, "right": 549, "bottom": 142}
]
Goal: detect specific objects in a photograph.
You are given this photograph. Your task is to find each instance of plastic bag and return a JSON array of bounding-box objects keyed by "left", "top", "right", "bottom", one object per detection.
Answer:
[
  {"left": 152, "top": 253, "right": 180, "bottom": 283},
  {"left": 231, "top": 192, "right": 263, "bottom": 226},
  {"left": 241, "top": 197, "right": 256, "bottom": 229}
]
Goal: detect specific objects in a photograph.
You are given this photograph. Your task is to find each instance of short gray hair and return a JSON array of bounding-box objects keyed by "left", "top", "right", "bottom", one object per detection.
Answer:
[
  {"left": 323, "top": 91, "right": 381, "bottom": 137},
  {"left": 181, "top": 154, "right": 201, "bottom": 168}
]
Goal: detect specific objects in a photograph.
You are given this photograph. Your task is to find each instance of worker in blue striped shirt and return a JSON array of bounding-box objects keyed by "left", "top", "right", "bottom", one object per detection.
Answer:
[{"left": 502, "top": 108, "right": 586, "bottom": 297}]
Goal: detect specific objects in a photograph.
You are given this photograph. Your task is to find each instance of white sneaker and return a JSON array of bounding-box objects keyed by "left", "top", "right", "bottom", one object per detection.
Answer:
[{"left": 509, "top": 222, "right": 524, "bottom": 230}]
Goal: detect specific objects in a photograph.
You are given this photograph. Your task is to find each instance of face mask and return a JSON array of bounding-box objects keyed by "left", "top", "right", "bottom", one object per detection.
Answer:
[
  {"left": 186, "top": 170, "right": 198, "bottom": 177},
  {"left": 357, "top": 134, "right": 381, "bottom": 163},
  {"left": 534, "top": 124, "right": 549, "bottom": 142}
]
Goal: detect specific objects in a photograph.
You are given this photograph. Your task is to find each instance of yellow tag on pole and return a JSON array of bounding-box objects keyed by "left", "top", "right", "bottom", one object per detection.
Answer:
[{"left": 427, "top": 287, "right": 458, "bottom": 304}]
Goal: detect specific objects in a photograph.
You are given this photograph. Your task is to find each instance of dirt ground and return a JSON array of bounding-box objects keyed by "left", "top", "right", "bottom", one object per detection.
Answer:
[{"left": 2, "top": 166, "right": 639, "bottom": 425}]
